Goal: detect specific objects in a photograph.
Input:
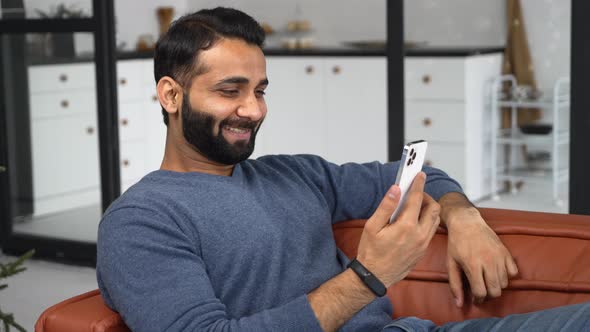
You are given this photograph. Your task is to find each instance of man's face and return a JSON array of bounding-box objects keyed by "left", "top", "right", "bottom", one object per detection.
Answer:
[{"left": 181, "top": 38, "right": 268, "bottom": 165}]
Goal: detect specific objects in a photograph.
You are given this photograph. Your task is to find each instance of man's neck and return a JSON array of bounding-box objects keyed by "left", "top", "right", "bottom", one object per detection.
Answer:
[{"left": 159, "top": 132, "right": 235, "bottom": 177}]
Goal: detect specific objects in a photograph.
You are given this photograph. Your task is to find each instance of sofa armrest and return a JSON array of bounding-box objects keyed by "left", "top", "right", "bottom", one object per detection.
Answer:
[
  {"left": 333, "top": 208, "right": 590, "bottom": 325},
  {"left": 35, "top": 289, "right": 130, "bottom": 332}
]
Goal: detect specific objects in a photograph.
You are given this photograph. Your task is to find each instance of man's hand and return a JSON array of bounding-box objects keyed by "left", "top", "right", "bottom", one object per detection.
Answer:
[
  {"left": 356, "top": 172, "right": 441, "bottom": 287},
  {"left": 308, "top": 172, "right": 441, "bottom": 332},
  {"left": 439, "top": 193, "right": 519, "bottom": 307}
]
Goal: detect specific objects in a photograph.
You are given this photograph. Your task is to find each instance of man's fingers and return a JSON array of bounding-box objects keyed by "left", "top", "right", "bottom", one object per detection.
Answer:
[
  {"left": 397, "top": 172, "right": 427, "bottom": 222},
  {"left": 465, "top": 266, "right": 487, "bottom": 304},
  {"left": 418, "top": 193, "right": 440, "bottom": 226},
  {"left": 409, "top": 171, "right": 426, "bottom": 194},
  {"left": 499, "top": 263, "right": 509, "bottom": 289},
  {"left": 366, "top": 185, "right": 401, "bottom": 232},
  {"left": 506, "top": 255, "right": 519, "bottom": 278},
  {"left": 447, "top": 259, "right": 464, "bottom": 308},
  {"left": 483, "top": 267, "right": 502, "bottom": 299}
]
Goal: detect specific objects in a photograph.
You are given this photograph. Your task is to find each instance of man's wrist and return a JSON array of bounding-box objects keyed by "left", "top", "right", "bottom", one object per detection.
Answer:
[
  {"left": 347, "top": 258, "right": 387, "bottom": 297},
  {"left": 438, "top": 192, "right": 480, "bottom": 229}
]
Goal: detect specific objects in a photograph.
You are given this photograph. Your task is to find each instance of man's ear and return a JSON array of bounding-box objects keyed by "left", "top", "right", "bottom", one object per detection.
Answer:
[{"left": 157, "top": 76, "right": 183, "bottom": 117}]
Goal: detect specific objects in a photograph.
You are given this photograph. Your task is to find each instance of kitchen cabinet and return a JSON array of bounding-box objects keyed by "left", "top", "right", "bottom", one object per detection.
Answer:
[
  {"left": 324, "top": 58, "right": 387, "bottom": 165},
  {"left": 256, "top": 57, "right": 327, "bottom": 158},
  {"left": 27, "top": 60, "right": 166, "bottom": 216},
  {"left": 28, "top": 64, "right": 101, "bottom": 216},
  {"left": 258, "top": 56, "right": 388, "bottom": 165},
  {"left": 26, "top": 55, "right": 386, "bottom": 216},
  {"left": 404, "top": 53, "right": 503, "bottom": 201}
]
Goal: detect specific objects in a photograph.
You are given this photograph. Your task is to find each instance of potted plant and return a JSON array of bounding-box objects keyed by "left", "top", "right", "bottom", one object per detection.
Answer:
[
  {"left": 36, "top": 4, "right": 88, "bottom": 58},
  {"left": 0, "top": 250, "right": 35, "bottom": 332}
]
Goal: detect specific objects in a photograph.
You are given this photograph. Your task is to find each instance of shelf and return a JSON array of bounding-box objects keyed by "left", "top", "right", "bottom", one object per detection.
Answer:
[
  {"left": 497, "top": 99, "right": 570, "bottom": 108},
  {"left": 490, "top": 74, "right": 570, "bottom": 200},
  {"left": 496, "top": 130, "right": 570, "bottom": 146},
  {"left": 496, "top": 167, "right": 569, "bottom": 183}
]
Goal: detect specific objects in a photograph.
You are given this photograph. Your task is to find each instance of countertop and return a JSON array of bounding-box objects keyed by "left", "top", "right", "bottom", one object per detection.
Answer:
[{"left": 28, "top": 46, "right": 505, "bottom": 66}]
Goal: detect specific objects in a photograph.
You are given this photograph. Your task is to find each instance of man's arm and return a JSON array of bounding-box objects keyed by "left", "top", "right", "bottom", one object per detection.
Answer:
[
  {"left": 308, "top": 173, "right": 441, "bottom": 331},
  {"left": 438, "top": 192, "right": 519, "bottom": 307}
]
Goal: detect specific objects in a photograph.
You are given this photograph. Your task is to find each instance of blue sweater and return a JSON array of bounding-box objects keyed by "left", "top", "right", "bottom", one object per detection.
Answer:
[{"left": 97, "top": 155, "right": 462, "bottom": 331}]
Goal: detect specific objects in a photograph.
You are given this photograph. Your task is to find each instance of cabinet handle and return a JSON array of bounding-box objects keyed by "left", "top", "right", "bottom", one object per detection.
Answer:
[
  {"left": 59, "top": 74, "right": 68, "bottom": 82},
  {"left": 60, "top": 100, "right": 69, "bottom": 108},
  {"left": 122, "top": 159, "right": 130, "bottom": 167},
  {"left": 152, "top": 94, "right": 158, "bottom": 102},
  {"left": 422, "top": 117, "right": 432, "bottom": 127},
  {"left": 422, "top": 75, "right": 431, "bottom": 84},
  {"left": 121, "top": 118, "right": 129, "bottom": 126},
  {"left": 305, "top": 65, "right": 314, "bottom": 74},
  {"left": 86, "top": 127, "right": 95, "bottom": 135},
  {"left": 425, "top": 160, "right": 433, "bottom": 167},
  {"left": 119, "top": 78, "right": 127, "bottom": 85},
  {"left": 332, "top": 66, "right": 341, "bottom": 74}
]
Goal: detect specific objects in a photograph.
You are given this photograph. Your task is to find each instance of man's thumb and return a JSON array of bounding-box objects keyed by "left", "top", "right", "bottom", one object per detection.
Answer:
[{"left": 366, "top": 185, "right": 401, "bottom": 232}]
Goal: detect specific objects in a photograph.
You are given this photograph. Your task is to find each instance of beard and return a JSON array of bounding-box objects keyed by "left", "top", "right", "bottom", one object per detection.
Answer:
[{"left": 181, "top": 94, "right": 262, "bottom": 165}]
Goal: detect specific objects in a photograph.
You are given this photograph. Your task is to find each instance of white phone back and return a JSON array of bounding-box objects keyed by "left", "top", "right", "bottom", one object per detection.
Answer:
[{"left": 389, "top": 140, "right": 428, "bottom": 223}]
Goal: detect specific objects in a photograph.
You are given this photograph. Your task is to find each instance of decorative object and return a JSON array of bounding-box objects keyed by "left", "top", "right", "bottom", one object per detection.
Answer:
[
  {"left": 502, "top": 0, "right": 541, "bottom": 127},
  {"left": 35, "top": 4, "right": 88, "bottom": 58},
  {"left": 519, "top": 124, "right": 553, "bottom": 135},
  {"left": 136, "top": 34, "right": 155, "bottom": 52},
  {"left": 0, "top": 250, "right": 35, "bottom": 332},
  {"left": 157, "top": 7, "right": 175, "bottom": 36}
]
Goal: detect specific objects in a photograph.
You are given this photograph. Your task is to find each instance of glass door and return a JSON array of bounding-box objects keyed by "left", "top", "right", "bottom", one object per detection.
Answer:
[{"left": 0, "top": 0, "right": 119, "bottom": 264}]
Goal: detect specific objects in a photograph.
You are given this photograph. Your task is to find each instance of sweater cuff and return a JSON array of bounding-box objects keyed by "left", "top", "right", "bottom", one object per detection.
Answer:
[{"left": 278, "top": 294, "right": 323, "bottom": 331}]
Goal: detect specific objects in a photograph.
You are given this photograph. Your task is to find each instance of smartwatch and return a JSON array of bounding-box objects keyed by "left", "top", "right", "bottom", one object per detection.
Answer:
[{"left": 347, "top": 258, "right": 387, "bottom": 297}]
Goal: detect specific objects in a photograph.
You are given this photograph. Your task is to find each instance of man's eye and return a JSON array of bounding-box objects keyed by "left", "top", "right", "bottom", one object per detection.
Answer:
[
  {"left": 255, "top": 90, "right": 266, "bottom": 97},
  {"left": 221, "top": 90, "right": 239, "bottom": 96}
]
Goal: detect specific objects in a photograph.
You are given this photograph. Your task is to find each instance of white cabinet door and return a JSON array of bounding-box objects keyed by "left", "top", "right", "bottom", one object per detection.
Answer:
[
  {"left": 31, "top": 113, "right": 100, "bottom": 199},
  {"left": 324, "top": 58, "right": 388, "bottom": 164},
  {"left": 257, "top": 57, "right": 326, "bottom": 158},
  {"left": 143, "top": 85, "right": 167, "bottom": 172}
]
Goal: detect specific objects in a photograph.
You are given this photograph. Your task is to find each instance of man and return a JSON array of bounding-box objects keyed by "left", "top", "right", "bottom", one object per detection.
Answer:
[{"left": 97, "top": 7, "right": 589, "bottom": 331}]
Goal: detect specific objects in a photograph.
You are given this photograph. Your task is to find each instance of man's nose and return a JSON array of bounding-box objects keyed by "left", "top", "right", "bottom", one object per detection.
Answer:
[{"left": 237, "top": 93, "right": 264, "bottom": 121}]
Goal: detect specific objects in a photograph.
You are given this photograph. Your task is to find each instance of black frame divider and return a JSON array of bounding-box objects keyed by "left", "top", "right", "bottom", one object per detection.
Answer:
[
  {"left": 0, "top": 0, "right": 120, "bottom": 265},
  {"left": 94, "top": 0, "right": 121, "bottom": 211},
  {"left": 0, "top": 18, "right": 94, "bottom": 33},
  {"left": 569, "top": 0, "right": 590, "bottom": 215},
  {"left": 386, "top": 0, "right": 405, "bottom": 161}
]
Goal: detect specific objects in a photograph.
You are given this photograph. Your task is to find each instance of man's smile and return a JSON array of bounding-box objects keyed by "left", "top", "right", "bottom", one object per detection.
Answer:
[{"left": 223, "top": 125, "right": 252, "bottom": 141}]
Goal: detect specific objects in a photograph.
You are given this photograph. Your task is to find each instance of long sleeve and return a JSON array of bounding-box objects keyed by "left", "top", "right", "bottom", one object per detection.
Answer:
[
  {"left": 97, "top": 207, "right": 323, "bottom": 332},
  {"left": 284, "top": 155, "right": 463, "bottom": 223}
]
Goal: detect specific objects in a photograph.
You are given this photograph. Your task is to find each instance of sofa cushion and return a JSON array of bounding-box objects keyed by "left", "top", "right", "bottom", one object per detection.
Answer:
[{"left": 333, "top": 208, "right": 590, "bottom": 325}]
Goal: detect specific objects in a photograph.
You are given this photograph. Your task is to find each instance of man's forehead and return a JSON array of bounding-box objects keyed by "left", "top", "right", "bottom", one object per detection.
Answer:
[{"left": 197, "top": 38, "right": 266, "bottom": 80}]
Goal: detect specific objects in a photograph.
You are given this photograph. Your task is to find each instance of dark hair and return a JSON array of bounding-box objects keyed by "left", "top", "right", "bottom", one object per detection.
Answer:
[{"left": 154, "top": 7, "right": 266, "bottom": 125}]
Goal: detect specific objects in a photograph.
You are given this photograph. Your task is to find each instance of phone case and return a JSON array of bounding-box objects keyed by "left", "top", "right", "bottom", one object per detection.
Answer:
[{"left": 389, "top": 140, "right": 428, "bottom": 223}]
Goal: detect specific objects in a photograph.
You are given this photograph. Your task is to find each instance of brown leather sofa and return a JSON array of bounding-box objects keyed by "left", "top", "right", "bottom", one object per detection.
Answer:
[{"left": 36, "top": 208, "right": 590, "bottom": 332}]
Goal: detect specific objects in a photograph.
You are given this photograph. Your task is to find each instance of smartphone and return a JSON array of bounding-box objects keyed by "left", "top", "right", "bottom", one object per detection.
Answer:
[{"left": 389, "top": 140, "right": 428, "bottom": 223}]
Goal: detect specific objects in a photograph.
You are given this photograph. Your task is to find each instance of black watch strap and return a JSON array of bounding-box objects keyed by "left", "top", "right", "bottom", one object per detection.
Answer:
[{"left": 347, "top": 258, "right": 387, "bottom": 297}]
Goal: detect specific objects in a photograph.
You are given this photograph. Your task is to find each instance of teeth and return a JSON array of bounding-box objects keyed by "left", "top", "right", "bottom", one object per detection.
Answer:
[{"left": 226, "top": 126, "right": 249, "bottom": 134}]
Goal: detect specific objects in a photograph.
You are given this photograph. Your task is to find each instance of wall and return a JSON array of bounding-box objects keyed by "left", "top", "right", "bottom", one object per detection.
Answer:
[
  {"left": 405, "top": 0, "right": 570, "bottom": 96},
  {"left": 114, "top": 0, "right": 187, "bottom": 50},
  {"left": 187, "top": 0, "right": 386, "bottom": 48},
  {"left": 17, "top": 0, "right": 186, "bottom": 51},
  {"left": 404, "top": 0, "right": 506, "bottom": 47},
  {"left": 14, "top": 0, "right": 570, "bottom": 95},
  {"left": 520, "top": 0, "right": 570, "bottom": 96}
]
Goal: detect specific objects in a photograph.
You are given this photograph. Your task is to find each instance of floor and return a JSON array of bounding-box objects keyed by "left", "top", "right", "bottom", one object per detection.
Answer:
[
  {"left": 0, "top": 252, "right": 98, "bottom": 331},
  {"left": 0, "top": 179, "right": 569, "bottom": 331},
  {"left": 12, "top": 204, "right": 102, "bottom": 243}
]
